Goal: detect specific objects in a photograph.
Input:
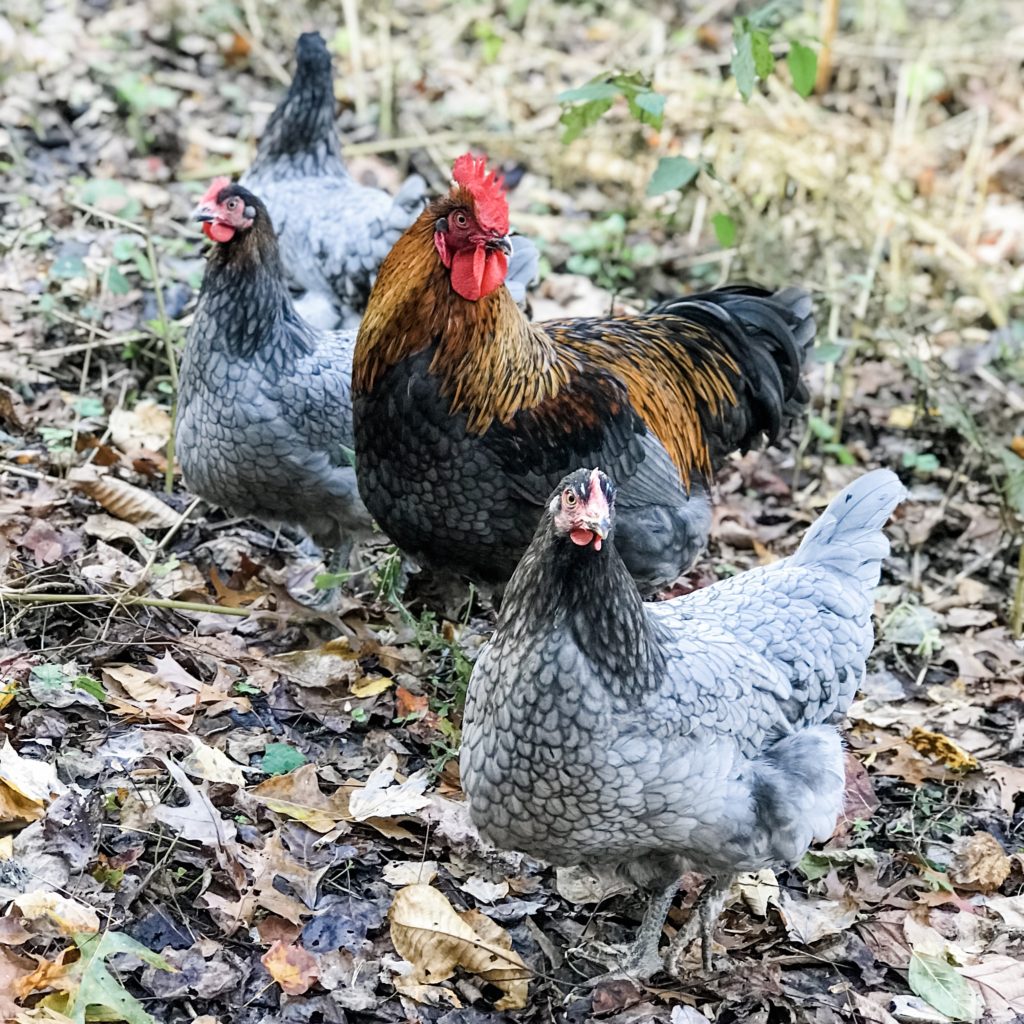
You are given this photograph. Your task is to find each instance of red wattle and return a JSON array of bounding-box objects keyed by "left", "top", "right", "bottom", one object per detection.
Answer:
[
  {"left": 203, "top": 221, "right": 235, "bottom": 243},
  {"left": 570, "top": 529, "right": 595, "bottom": 547},
  {"left": 450, "top": 246, "right": 508, "bottom": 301}
]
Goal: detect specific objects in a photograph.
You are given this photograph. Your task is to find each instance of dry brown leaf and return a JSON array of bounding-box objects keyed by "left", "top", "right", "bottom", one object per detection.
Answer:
[
  {"left": 261, "top": 940, "right": 318, "bottom": 996},
  {"left": 779, "top": 892, "right": 859, "bottom": 945},
  {"left": 736, "top": 869, "right": 780, "bottom": 916},
  {"left": 961, "top": 955, "right": 1024, "bottom": 1019},
  {"left": 152, "top": 759, "right": 238, "bottom": 848},
  {"left": 389, "top": 883, "right": 529, "bottom": 1010},
  {"left": 249, "top": 763, "right": 355, "bottom": 833},
  {"left": 350, "top": 676, "right": 393, "bottom": 698},
  {"left": 68, "top": 466, "right": 178, "bottom": 529},
  {"left": 948, "top": 832, "right": 1011, "bottom": 893},
  {"left": 906, "top": 727, "right": 979, "bottom": 772}
]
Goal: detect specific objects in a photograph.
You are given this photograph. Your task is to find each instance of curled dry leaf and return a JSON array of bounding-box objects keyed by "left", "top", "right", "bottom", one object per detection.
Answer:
[
  {"left": 948, "top": 831, "right": 1011, "bottom": 893},
  {"left": 261, "top": 940, "right": 319, "bottom": 996},
  {"left": 69, "top": 465, "right": 179, "bottom": 529},
  {"left": 388, "top": 883, "right": 529, "bottom": 1010}
]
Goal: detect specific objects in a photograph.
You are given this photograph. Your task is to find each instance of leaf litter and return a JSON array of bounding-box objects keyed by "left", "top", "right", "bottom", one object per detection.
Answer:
[{"left": 1, "top": 0, "right": 1023, "bottom": 1021}]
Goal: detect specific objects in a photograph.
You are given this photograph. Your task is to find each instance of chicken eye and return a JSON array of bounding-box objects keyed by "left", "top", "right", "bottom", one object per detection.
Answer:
[
  {"left": 453, "top": 211, "right": 468, "bottom": 227},
  {"left": 226, "top": 198, "right": 238, "bottom": 210},
  {"left": 563, "top": 489, "right": 577, "bottom": 508}
]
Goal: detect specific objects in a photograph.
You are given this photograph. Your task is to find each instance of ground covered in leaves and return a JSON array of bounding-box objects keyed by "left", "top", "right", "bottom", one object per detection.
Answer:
[{"left": 1, "top": 0, "right": 1024, "bottom": 1022}]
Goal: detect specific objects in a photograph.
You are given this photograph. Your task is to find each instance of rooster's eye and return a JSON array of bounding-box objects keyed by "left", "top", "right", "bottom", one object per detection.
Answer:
[
  {"left": 453, "top": 212, "right": 468, "bottom": 227},
  {"left": 563, "top": 489, "right": 577, "bottom": 508},
  {"left": 226, "top": 198, "right": 238, "bottom": 210}
]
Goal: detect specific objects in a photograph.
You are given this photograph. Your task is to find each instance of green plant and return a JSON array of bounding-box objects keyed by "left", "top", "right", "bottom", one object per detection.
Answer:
[{"left": 565, "top": 213, "right": 656, "bottom": 299}]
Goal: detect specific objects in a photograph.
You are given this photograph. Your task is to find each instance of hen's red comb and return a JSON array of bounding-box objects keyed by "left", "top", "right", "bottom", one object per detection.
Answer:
[
  {"left": 200, "top": 176, "right": 232, "bottom": 205},
  {"left": 451, "top": 153, "right": 509, "bottom": 235}
]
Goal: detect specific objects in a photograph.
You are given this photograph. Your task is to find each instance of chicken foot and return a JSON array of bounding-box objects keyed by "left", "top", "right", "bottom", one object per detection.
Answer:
[
  {"left": 582, "top": 879, "right": 679, "bottom": 985},
  {"left": 664, "top": 876, "right": 731, "bottom": 975}
]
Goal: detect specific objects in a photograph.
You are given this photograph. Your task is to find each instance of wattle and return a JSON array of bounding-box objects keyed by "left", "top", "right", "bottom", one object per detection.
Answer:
[
  {"left": 203, "top": 221, "right": 236, "bottom": 243},
  {"left": 570, "top": 529, "right": 595, "bottom": 548},
  {"left": 450, "top": 246, "right": 508, "bottom": 302}
]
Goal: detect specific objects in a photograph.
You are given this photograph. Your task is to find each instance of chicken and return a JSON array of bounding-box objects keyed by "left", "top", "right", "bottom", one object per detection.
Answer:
[
  {"left": 461, "top": 466, "right": 905, "bottom": 978},
  {"left": 240, "top": 33, "right": 536, "bottom": 329},
  {"left": 353, "top": 153, "right": 815, "bottom": 594},
  {"left": 177, "top": 177, "right": 539, "bottom": 585},
  {"left": 176, "top": 178, "right": 371, "bottom": 575}
]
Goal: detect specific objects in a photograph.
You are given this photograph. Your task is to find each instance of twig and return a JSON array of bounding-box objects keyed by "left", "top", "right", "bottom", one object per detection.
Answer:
[
  {"left": 0, "top": 590, "right": 252, "bottom": 617},
  {"left": 814, "top": 0, "right": 840, "bottom": 93},
  {"left": 1011, "top": 543, "right": 1024, "bottom": 640}
]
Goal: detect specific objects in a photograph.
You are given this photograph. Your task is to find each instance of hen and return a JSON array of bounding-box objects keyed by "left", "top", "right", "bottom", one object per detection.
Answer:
[
  {"left": 239, "top": 31, "right": 427, "bottom": 330},
  {"left": 461, "top": 466, "right": 905, "bottom": 978},
  {"left": 354, "top": 153, "right": 815, "bottom": 593},
  {"left": 177, "top": 177, "right": 371, "bottom": 574}
]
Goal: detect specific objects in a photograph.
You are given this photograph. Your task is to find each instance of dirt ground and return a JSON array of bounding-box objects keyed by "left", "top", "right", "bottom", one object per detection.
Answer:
[{"left": 1, "top": 0, "right": 1023, "bottom": 1022}]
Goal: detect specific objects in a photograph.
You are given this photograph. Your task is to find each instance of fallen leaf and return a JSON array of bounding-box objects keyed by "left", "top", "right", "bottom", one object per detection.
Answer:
[
  {"left": 384, "top": 860, "right": 439, "bottom": 886},
  {"left": 985, "top": 762, "right": 1024, "bottom": 817},
  {"left": 181, "top": 737, "right": 246, "bottom": 787},
  {"left": 14, "top": 892, "right": 100, "bottom": 935},
  {"left": 460, "top": 876, "right": 510, "bottom": 903},
  {"left": 778, "top": 891, "right": 859, "bottom": 945},
  {"left": 108, "top": 400, "right": 172, "bottom": 453},
  {"left": 68, "top": 466, "right": 178, "bottom": 529},
  {"left": 948, "top": 832, "right": 1010, "bottom": 893},
  {"left": 985, "top": 894, "right": 1024, "bottom": 929},
  {"left": 261, "top": 940, "right": 319, "bottom": 996},
  {"left": 907, "top": 727, "right": 979, "bottom": 772},
  {"left": 249, "top": 763, "right": 354, "bottom": 833},
  {"left": 350, "top": 676, "right": 393, "bottom": 698},
  {"left": 152, "top": 759, "right": 238, "bottom": 847},
  {"left": 0, "top": 738, "right": 66, "bottom": 826},
  {"left": 961, "top": 955, "right": 1024, "bottom": 1018},
  {"left": 735, "top": 869, "right": 780, "bottom": 916},
  {"left": 0, "top": 949, "right": 31, "bottom": 1020},
  {"left": 388, "top": 883, "right": 529, "bottom": 1010},
  {"left": 348, "top": 753, "right": 431, "bottom": 822},
  {"left": 908, "top": 951, "right": 980, "bottom": 1022}
]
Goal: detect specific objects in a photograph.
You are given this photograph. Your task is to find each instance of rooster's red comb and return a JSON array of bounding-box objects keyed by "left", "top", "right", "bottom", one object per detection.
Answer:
[
  {"left": 200, "top": 176, "right": 232, "bottom": 205},
  {"left": 451, "top": 153, "right": 509, "bottom": 235}
]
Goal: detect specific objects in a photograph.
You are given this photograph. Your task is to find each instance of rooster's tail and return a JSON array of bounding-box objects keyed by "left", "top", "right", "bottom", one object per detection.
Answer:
[
  {"left": 789, "top": 469, "right": 906, "bottom": 588},
  {"left": 653, "top": 285, "right": 815, "bottom": 459}
]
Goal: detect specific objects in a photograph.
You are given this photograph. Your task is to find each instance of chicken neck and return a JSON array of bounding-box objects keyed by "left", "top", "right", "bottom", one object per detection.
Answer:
[
  {"left": 355, "top": 211, "right": 571, "bottom": 432},
  {"left": 501, "top": 525, "right": 666, "bottom": 701},
  {"left": 199, "top": 220, "right": 315, "bottom": 360}
]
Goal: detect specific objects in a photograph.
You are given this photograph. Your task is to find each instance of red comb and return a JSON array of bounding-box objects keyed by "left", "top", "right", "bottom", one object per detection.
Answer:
[
  {"left": 200, "top": 176, "right": 232, "bottom": 204},
  {"left": 451, "top": 153, "right": 509, "bottom": 235}
]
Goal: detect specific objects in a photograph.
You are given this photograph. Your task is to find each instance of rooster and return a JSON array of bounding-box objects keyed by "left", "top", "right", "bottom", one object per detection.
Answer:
[
  {"left": 178, "top": 176, "right": 539, "bottom": 594},
  {"left": 354, "top": 154, "right": 815, "bottom": 593},
  {"left": 461, "top": 466, "right": 906, "bottom": 978}
]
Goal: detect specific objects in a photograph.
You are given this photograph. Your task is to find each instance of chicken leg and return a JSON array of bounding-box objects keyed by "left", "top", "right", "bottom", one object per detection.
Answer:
[{"left": 664, "top": 877, "right": 731, "bottom": 975}]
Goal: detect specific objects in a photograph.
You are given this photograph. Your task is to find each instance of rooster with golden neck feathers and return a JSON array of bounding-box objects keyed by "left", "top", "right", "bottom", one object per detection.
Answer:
[{"left": 353, "top": 154, "right": 816, "bottom": 592}]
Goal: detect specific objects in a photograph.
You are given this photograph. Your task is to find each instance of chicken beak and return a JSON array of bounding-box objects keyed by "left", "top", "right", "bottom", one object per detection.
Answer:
[
  {"left": 487, "top": 234, "right": 513, "bottom": 257},
  {"left": 191, "top": 202, "right": 215, "bottom": 224},
  {"left": 583, "top": 516, "right": 611, "bottom": 541}
]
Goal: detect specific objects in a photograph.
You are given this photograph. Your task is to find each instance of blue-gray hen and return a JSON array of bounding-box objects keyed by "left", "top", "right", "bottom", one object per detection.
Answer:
[
  {"left": 177, "top": 179, "right": 370, "bottom": 561},
  {"left": 239, "top": 31, "right": 428, "bottom": 330},
  {"left": 461, "top": 466, "right": 905, "bottom": 978}
]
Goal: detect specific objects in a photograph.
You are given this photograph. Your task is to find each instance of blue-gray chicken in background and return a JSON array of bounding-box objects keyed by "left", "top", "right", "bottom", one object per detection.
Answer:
[
  {"left": 239, "top": 31, "right": 536, "bottom": 329},
  {"left": 461, "top": 466, "right": 905, "bottom": 978}
]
